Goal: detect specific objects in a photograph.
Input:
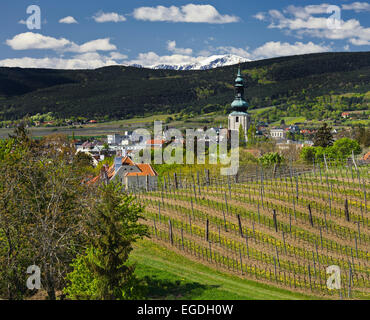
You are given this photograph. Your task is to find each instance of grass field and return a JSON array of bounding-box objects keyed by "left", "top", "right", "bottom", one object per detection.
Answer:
[{"left": 131, "top": 240, "right": 316, "bottom": 300}]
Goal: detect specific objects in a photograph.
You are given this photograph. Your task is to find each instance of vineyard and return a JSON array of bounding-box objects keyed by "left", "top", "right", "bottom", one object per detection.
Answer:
[{"left": 134, "top": 162, "right": 370, "bottom": 299}]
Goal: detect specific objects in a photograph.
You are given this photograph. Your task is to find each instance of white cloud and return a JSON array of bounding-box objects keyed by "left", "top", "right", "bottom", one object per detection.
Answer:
[
  {"left": 342, "top": 2, "right": 370, "bottom": 12},
  {"left": 284, "top": 4, "right": 330, "bottom": 19},
  {"left": 72, "top": 38, "right": 117, "bottom": 53},
  {"left": 253, "top": 12, "right": 266, "bottom": 21},
  {"left": 5, "top": 32, "right": 117, "bottom": 53},
  {"left": 251, "top": 41, "right": 330, "bottom": 60},
  {"left": 6, "top": 32, "right": 71, "bottom": 51},
  {"left": 255, "top": 4, "right": 370, "bottom": 46},
  {"left": 133, "top": 4, "right": 239, "bottom": 24},
  {"left": 214, "top": 46, "right": 252, "bottom": 59},
  {"left": 93, "top": 11, "right": 126, "bottom": 23},
  {"left": 167, "top": 40, "right": 193, "bottom": 55},
  {"left": 59, "top": 16, "right": 78, "bottom": 24},
  {"left": 109, "top": 52, "right": 128, "bottom": 60},
  {"left": 127, "top": 52, "right": 202, "bottom": 67},
  {"left": 0, "top": 52, "right": 123, "bottom": 69},
  {"left": 349, "top": 38, "right": 370, "bottom": 45}
]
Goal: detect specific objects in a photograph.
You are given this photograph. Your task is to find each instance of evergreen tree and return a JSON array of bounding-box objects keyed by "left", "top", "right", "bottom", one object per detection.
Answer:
[
  {"left": 82, "top": 183, "right": 148, "bottom": 300},
  {"left": 313, "top": 123, "right": 334, "bottom": 147}
]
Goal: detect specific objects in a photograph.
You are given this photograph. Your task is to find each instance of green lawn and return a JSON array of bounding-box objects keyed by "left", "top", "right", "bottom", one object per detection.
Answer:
[
  {"left": 271, "top": 117, "right": 307, "bottom": 126},
  {"left": 131, "top": 240, "right": 318, "bottom": 300}
]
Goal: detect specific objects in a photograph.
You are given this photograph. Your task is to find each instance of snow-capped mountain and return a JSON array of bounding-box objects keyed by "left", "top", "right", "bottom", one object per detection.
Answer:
[{"left": 131, "top": 54, "right": 250, "bottom": 71}]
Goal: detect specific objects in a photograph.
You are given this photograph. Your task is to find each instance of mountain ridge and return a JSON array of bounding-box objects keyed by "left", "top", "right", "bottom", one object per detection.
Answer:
[
  {"left": 0, "top": 51, "right": 369, "bottom": 122},
  {"left": 146, "top": 54, "right": 250, "bottom": 70}
]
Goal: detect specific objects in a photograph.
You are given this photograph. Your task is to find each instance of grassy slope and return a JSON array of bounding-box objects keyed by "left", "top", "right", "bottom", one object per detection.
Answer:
[{"left": 131, "top": 240, "right": 317, "bottom": 300}]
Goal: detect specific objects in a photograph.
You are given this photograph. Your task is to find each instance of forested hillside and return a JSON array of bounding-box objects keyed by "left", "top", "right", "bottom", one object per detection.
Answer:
[{"left": 0, "top": 52, "right": 369, "bottom": 121}]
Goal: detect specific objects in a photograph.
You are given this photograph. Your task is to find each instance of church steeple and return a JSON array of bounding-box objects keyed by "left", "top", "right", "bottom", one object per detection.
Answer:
[{"left": 231, "top": 64, "right": 249, "bottom": 113}]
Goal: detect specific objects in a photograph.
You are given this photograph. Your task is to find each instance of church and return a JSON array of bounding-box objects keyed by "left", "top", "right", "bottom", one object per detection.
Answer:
[{"left": 228, "top": 65, "right": 251, "bottom": 141}]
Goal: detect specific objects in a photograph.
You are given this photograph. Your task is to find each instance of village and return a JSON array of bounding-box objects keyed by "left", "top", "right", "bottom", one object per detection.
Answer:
[{"left": 70, "top": 66, "right": 365, "bottom": 191}]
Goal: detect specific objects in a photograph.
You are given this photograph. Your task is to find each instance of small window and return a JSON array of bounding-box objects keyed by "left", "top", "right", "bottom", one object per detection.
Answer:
[{"left": 236, "top": 117, "right": 239, "bottom": 122}]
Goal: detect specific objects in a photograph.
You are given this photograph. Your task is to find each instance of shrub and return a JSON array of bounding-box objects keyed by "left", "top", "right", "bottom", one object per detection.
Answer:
[{"left": 259, "top": 152, "right": 284, "bottom": 166}]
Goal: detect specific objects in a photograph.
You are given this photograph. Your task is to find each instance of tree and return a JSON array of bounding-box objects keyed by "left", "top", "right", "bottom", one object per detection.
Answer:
[
  {"left": 239, "top": 125, "right": 246, "bottom": 148},
  {"left": 286, "top": 131, "right": 294, "bottom": 141},
  {"left": 353, "top": 125, "right": 370, "bottom": 147},
  {"left": 313, "top": 123, "right": 334, "bottom": 147},
  {"left": 300, "top": 146, "right": 316, "bottom": 163},
  {"left": 74, "top": 151, "right": 94, "bottom": 168},
  {"left": 327, "top": 138, "right": 362, "bottom": 160},
  {"left": 0, "top": 130, "right": 88, "bottom": 300},
  {"left": 65, "top": 183, "right": 148, "bottom": 300},
  {"left": 103, "top": 142, "right": 109, "bottom": 151},
  {"left": 63, "top": 248, "right": 98, "bottom": 300},
  {"left": 259, "top": 152, "right": 284, "bottom": 166},
  {"left": 247, "top": 125, "right": 256, "bottom": 146},
  {"left": 0, "top": 136, "right": 33, "bottom": 299}
]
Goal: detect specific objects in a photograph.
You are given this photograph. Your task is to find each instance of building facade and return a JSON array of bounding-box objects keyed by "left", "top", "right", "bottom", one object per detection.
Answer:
[
  {"left": 89, "top": 156, "right": 158, "bottom": 190},
  {"left": 270, "top": 128, "right": 286, "bottom": 139}
]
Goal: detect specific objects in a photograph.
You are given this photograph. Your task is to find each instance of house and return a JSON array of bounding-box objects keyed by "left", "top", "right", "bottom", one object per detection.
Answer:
[
  {"left": 107, "top": 133, "right": 132, "bottom": 146},
  {"left": 107, "top": 134, "right": 122, "bottom": 145},
  {"left": 270, "top": 128, "right": 286, "bottom": 139},
  {"left": 89, "top": 156, "right": 158, "bottom": 190}
]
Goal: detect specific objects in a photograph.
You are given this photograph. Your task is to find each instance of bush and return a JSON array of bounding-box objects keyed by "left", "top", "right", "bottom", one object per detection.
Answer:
[
  {"left": 300, "top": 138, "right": 362, "bottom": 163},
  {"left": 300, "top": 146, "right": 316, "bottom": 163},
  {"left": 327, "top": 138, "right": 362, "bottom": 159},
  {"left": 63, "top": 248, "right": 99, "bottom": 300},
  {"left": 259, "top": 152, "right": 284, "bottom": 166}
]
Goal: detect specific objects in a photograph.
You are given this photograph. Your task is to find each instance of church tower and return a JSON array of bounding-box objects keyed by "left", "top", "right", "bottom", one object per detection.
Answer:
[{"left": 228, "top": 65, "right": 250, "bottom": 141}]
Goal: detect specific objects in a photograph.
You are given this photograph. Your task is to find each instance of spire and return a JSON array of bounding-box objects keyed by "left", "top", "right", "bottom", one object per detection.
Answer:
[{"left": 231, "top": 64, "right": 248, "bottom": 113}]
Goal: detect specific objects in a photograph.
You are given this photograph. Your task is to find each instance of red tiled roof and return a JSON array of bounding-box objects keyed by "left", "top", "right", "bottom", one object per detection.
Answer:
[
  {"left": 88, "top": 156, "right": 157, "bottom": 184},
  {"left": 122, "top": 156, "right": 135, "bottom": 166},
  {"left": 136, "top": 163, "right": 157, "bottom": 176}
]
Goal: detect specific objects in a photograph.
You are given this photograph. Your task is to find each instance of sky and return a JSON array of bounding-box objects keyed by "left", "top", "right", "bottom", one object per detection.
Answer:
[{"left": 0, "top": 0, "right": 369, "bottom": 69}]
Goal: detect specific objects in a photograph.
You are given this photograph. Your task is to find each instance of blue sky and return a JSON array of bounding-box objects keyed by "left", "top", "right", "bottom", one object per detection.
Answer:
[{"left": 1, "top": 0, "right": 369, "bottom": 68}]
